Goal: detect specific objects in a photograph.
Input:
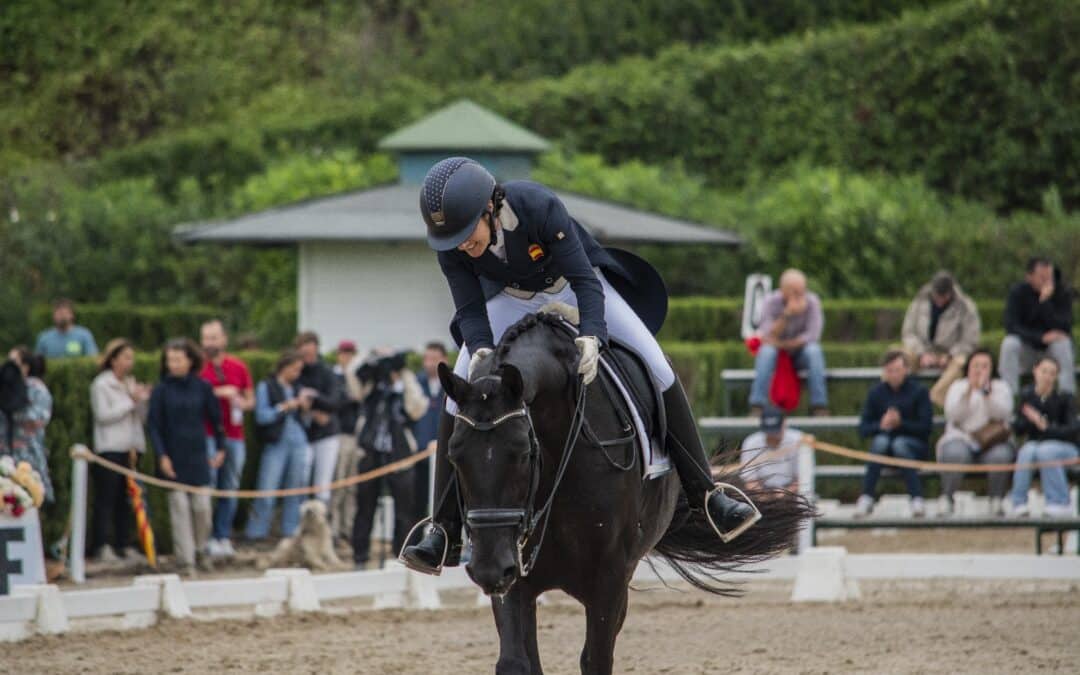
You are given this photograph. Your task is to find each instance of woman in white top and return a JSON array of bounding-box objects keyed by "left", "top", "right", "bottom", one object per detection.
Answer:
[
  {"left": 936, "top": 348, "right": 1014, "bottom": 515},
  {"left": 89, "top": 338, "right": 151, "bottom": 560}
]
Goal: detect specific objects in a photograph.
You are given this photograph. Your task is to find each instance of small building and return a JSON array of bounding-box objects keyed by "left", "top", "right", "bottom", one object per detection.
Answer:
[{"left": 177, "top": 100, "right": 739, "bottom": 352}]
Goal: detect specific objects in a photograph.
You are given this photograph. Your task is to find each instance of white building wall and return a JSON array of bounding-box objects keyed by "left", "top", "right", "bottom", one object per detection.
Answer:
[{"left": 298, "top": 241, "right": 455, "bottom": 353}]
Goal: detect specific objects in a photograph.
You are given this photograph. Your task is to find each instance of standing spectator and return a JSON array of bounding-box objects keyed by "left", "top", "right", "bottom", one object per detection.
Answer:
[
  {"left": 34, "top": 298, "right": 98, "bottom": 359},
  {"left": 147, "top": 338, "right": 225, "bottom": 576},
  {"left": 1, "top": 347, "right": 54, "bottom": 503},
  {"left": 89, "top": 339, "right": 151, "bottom": 560},
  {"left": 935, "top": 348, "right": 1014, "bottom": 516},
  {"left": 198, "top": 319, "right": 254, "bottom": 559},
  {"left": 412, "top": 341, "right": 448, "bottom": 516},
  {"left": 901, "top": 271, "right": 982, "bottom": 407},
  {"left": 738, "top": 406, "right": 807, "bottom": 493},
  {"left": 1000, "top": 258, "right": 1075, "bottom": 396},
  {"left": 295, "top": 332, "right": 343, "bottom": 503},
  {"left": 1009, "top": 357, "right": 1079, "bottom": 517},
  {"left": 749, "top": 269, "right": 829, "bottom": 415},
  {"left": 350, "top": 350, "right": 428, "bottom": 567},
  {"left": 855, "top": 350, "right": 933, "bottom": 518},
  {"left": 245, "top": 351, "right": 312, "bottom": 540},
  {"left": 330, "top": 340, "right": 363, "bottom": 541}
]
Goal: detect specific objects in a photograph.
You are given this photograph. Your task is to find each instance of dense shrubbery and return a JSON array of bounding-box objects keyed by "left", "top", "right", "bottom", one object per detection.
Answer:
[
  {"left": 496, "top": 0, "right": 1080, "bottom": 211},
  {"left": 27, "top": 305, "right": 226, "bottom": 352}
]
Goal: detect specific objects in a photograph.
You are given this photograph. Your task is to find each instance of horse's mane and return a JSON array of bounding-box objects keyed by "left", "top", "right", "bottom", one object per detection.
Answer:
[{"left": 492, "top": 311, "right": 577, "bottom": 370}]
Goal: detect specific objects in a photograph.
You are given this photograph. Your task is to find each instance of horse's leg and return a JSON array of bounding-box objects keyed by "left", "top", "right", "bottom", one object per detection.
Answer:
[
  {"left": 493, "top": 585, "right": 541, "bottom": 675},
  {"left": 579, "top": 579, "right": 629, "bottom": 675}
]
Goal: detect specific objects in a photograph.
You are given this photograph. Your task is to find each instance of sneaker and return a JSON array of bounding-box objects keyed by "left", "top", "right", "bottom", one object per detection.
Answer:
[
  {"left": 1044, "top": 504, "right": 1074, "bottom": 518},
  {"left": 989, "top": 497, "right": 1005, "bottom": 517},
  {"left": 1011, "top": 503, "right": 1030, "bottom": 518},
  {"left": 853, "top": 495, "right": 874, "bottom": 518},
  {"left": 122, "top": 546, "right": 146, "bottom": 561},
  {"left": 196, "top": 552, "right": 216, "bottom": 573},
  {"left": 219, "top": 539, "right": 237, "bottom": 558},
  {"left": 937, "top": 495, "right": 954, "bottom": 518},
  {"left": 94, "top": 544, "right": 120, "bottom": 563},
  {"left": 206, "top": 539, "right": 223, "bottom": 557},
  {"left": 810, "top": 406, "right": 831, "bottom": 417},
  {"left": 911, "top": 497, "right": 926, "bottom": 518}
]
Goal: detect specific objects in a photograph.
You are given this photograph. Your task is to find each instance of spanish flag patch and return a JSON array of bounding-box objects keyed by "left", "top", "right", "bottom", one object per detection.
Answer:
[{"left": 528, "top": 244, "right": 545, "bottom": 261}]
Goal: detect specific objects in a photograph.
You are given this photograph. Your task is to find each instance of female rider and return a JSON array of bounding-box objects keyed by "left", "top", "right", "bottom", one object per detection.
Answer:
[{"left": 401, "top": 157, "right": 757, "bottom": 574}]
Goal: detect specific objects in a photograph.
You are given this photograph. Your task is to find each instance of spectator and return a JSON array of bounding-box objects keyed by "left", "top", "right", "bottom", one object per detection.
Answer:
[
  {"left": 1000, "top": 257, "right": 1075, "bottom": 396},
  {"left": 245, "top": 351, "right": 312, "bottom": 540},
  {"left": 349, "top": 349, "right": 428, "bottom": 567},
  {"left": 330, "top": 340, "right": 363, "bottom": 541},
  {"left": 295, "top": 332, "right": 343, "bottom": 503},
  {"left": 412, "top": 341, "right": 448, "bottom": 516},
  {"left": 147, "top": 338, "right": 225, "bottom": 576},
  {"left": 749, "top": 269, "right": 829, "bottom": 415},
  {"left": 855, "top": 350, "right": 933, "bottom": 518},
  {"left": 901, "top": 271, "right": 982, "bottom": 407},
  {"left": 1009, "top": 357, "right": 1079, "bottom": 517},
  {"left": 34, "top": 298, "right": 98, "bottom": 359},
  {"left": 935, "top": 348, "right": 1014, "bottom": 516},
  {"left": 0, "top": 346, "right": 54, "bottom": 503},
  {"left": 89, "top": 339, "right": 151, "bottom": 561},
  {"left": 738, "top": 406, "right": 806, "bottom": 493},
  {"left": 199, "top": 319, "right": 254, "bottom": 559}
]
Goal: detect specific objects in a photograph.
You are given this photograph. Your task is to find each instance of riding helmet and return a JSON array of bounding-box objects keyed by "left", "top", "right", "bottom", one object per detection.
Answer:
[{"left": 420, "top": 157, "right": 496, "bottom": 251}]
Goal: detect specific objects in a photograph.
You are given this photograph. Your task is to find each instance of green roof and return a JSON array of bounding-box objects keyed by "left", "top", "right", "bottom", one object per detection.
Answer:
[{"left": 377, "top": 99, "right": 550, "bottom": 152}]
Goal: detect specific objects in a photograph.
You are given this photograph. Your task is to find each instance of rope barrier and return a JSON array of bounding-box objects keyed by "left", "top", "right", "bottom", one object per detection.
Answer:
[{"left": 69, "top": 444, "right": 434, "bottom": 498}]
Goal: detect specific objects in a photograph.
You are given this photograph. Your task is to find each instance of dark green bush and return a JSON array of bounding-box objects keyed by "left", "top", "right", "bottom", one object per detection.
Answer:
[{"left": 28, "top": 304, "right": 226, "bottom": 353}]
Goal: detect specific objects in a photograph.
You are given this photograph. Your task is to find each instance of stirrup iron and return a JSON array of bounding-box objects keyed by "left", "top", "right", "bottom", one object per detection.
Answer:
[
  {"left": 704, "top": 482, "right": 762, "bottom": 543},
  {"left": 398, "top": 517, "right": 450, "bottom": 575}
]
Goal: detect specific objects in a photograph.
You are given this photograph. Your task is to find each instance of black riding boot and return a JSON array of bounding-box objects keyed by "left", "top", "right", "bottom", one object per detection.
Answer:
[
  {"left": 400, "top": 411, "right": 463, "bottom": 574},
  {"left": 663, "top": 380, "right": 760, "bottom": 542}
]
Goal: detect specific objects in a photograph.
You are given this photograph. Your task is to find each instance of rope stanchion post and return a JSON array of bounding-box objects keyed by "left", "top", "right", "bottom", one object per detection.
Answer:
[
  {"left": 68, "top": 445, "right": 90, "bottom": 585},
  {"left": 797, "top": 438, "right": 816, "bottom": 554}
]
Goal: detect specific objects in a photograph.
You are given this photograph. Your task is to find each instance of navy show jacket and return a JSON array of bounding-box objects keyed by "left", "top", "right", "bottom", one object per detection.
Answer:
[{"left": 437, "top": 181, "right": 622, "bottom": 350}]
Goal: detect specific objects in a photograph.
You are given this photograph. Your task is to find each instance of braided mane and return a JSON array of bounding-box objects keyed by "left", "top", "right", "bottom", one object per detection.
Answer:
[{"left": 492, "top": 312, "right": 577, "bottom": 370}]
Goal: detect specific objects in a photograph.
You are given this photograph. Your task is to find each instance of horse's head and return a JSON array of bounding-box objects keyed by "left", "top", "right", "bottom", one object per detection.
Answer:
[{"left": 439, "top": 360, "right": 538, "bottom": 595}]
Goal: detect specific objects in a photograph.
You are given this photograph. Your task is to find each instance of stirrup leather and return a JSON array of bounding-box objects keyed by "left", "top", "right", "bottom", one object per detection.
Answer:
[
  {"left": 704, "top": 482, "right": 762, "bottom": 543},
  {"left": 398, "top": 517, "right": 450, "bottom": 576}
]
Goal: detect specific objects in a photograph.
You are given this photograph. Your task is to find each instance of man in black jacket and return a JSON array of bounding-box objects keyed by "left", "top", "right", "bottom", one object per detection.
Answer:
[
  {"left": 295, "top": 332, "right": 344, "bottom": 504},
  {"left": 1000, "top": 258, "right": 1075, "bottom": 395}
]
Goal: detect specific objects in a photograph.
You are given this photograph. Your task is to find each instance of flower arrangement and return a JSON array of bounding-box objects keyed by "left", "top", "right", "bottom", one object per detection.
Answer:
[{"left": 0, "top": 456, "right": 45, "bottom": 518}]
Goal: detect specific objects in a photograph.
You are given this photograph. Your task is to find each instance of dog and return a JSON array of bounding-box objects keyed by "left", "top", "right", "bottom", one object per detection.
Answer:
[{"left": 258, "top": 499, "right": 349, "bottom": 571}]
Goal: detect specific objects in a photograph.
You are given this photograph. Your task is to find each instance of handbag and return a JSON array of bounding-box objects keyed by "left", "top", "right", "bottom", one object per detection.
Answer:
[{"left": 971, "top": 420, "right": 1011, "bottom": 450}]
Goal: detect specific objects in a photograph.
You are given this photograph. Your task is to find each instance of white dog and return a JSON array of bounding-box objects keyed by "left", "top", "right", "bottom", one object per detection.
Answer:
[{"left": 258, "top": 499, "right": 349, "bottom": 571}]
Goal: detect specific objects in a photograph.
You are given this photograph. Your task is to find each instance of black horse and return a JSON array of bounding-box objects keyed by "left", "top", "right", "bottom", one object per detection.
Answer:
[{"left": 437, "top": 312, "right": 813, "bottom": 675}]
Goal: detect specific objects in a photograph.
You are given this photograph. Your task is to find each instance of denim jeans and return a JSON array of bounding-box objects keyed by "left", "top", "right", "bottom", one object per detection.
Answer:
[
  {"left": 206, "top": 437, "right": 246, "bottom": 540},
  {"left": 862, "top": 433, "right": 926, "bottom": 498},
  {"left": 749, "top": 342, "right": 828, "bottom": 409},
  {"left": 243, "top": 432, "right": 309, "bottom": 539},
  {"left": 1010, "top": 440, "right": 1080, "bottom": 507}
]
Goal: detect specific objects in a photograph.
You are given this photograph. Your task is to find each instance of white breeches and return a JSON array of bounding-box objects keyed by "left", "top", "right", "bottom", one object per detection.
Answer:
[{"left": 446, "top": 271, "right": 674, "bottom": 413}]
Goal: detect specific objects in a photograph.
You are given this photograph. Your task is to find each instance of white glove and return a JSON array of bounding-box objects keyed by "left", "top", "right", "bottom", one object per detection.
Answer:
[
  {"left": 468, "top": 348, "right": 493, "bottom": 379},
  {"left": 575, "top": 336, "right": 600, "bottom": 385}
]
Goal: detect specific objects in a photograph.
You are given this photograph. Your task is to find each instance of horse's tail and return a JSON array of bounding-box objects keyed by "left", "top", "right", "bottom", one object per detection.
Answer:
[{"left": 652, "top": 453, "right": 817, "bottom": 596}]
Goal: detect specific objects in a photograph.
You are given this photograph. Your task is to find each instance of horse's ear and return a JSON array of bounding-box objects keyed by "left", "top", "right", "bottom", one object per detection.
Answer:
[
  {"left": 500, "top": 364, "right": 524, "bottom": 401},
  {"left": 438, "top": 362, "right": 469, "bottom": 403}
]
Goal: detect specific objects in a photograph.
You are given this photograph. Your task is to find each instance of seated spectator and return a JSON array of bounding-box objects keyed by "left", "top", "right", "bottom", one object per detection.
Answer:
[
  {"left": 34, "top": 298, "right": 99, "bottom": 359},
  {"left": 855, "top": 350, "right": 933, "bottom": 518},
  {"left": 935, "top": 348, "right": 1014, "bottom": 516},
  {"left": 901, "top": 271, "right": 981, "bottom": 407},
  {"left": 749, "top": 269, "right": 828, "bottom": 415},
  {"left": 1000, "top": 257, "right": 1075, "bottom": 396},
  {"left": 295, "top": 332, "right": 343, "bottom": 503},
  {"left": 738, "top": 406, "right": 806, "bottom": 493},
  {"left": 245, "top": 351, "right": 312, "bottom": 541},
  {"left": 148, "top": 338, "right": 225, "bottom": 576},
  {"left": 1, "top": 347, "right": 54, "bottom": 503},
  {"left": 89, "top": 339, "right": 151, "bottom": 561},
  {"left": 1009, "top": 357, "right": 1079, "bottom": 517}
]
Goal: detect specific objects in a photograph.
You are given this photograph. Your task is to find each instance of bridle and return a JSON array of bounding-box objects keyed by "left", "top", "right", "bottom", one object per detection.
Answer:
[{"left": 454, "top": 376, "right": 587, "bottom": 577}]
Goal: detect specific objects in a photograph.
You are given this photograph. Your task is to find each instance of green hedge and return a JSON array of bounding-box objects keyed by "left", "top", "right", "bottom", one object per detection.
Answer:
[
  {"left": 29, "top": 304, "right": 228, "bottom": 353},
  {"left": 659, "top": 297, "right": 1007, "bottom": 342},
  {"left": 491, "top": 0, "right": 1080, "bottom": 211}
]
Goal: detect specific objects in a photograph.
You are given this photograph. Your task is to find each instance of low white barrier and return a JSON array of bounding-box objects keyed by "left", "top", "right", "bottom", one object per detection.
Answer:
[{"left": 4, "top": 550, "right": 1079, "bottom": 642}]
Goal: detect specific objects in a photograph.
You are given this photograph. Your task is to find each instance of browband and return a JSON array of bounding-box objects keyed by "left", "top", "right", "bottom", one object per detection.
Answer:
[{"left": 454, "top": 407, "right": 529, "bottom": 432}]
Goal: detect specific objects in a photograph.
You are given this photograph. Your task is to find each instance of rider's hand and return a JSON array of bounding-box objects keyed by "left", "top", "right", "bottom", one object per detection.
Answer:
[
  {"left": 468, "top": 348, "right": 493, "bottom": 379},
  {"left": 575, "top": 336, "right": 600, "bottom": 385}
]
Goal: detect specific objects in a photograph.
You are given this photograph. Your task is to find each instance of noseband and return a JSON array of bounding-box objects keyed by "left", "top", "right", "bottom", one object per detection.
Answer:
[{"left": 454, "top": 379, "right": 587, "bottom": 577}]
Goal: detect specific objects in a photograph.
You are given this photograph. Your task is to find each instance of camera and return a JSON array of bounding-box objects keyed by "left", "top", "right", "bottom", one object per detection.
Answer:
[{"left": 355, "top": 350, "right": 410, "bottom": 385}]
